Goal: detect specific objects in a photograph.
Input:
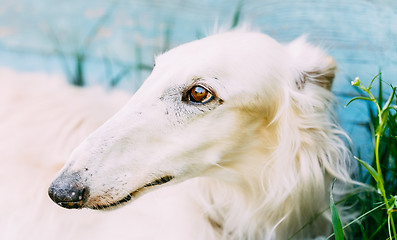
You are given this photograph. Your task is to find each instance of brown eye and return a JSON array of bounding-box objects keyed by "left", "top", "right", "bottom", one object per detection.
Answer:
[{"left": 188, "top": 86, "right": 214, "bottom": 103}]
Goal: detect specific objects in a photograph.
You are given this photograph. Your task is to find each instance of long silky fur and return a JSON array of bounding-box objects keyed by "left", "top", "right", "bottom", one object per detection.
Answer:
[{"left": 194, "top": 34, "right": 354, "bottom": 240}]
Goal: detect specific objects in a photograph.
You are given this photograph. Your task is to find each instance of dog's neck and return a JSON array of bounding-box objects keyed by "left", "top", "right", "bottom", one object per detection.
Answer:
[{"left": 195, "top": 148, "right": 332, "bottom": 240}]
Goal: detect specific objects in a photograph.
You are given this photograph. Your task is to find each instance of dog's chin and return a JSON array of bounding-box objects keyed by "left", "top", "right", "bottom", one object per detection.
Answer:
[{"left": 86, "top": 175, "right": 175, "bottom": 210}]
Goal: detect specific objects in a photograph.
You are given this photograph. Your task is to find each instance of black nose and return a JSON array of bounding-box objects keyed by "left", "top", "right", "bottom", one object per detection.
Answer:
[{"left": 48, "top": 173, "right": 89, "bottom": 209}]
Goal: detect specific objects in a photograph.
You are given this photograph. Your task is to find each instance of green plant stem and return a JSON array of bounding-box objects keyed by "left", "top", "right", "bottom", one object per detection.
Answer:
[
  {"left": 364, "top": 79, "right": 397, "bottom": 239},
  {"left": 375, "top": 131, "right": 397, "bottom": 239},
  {"left": 375, "top": 133, "right": 387, "bottom": 202},
  {"left": 348, "top": 75, "right": 397, "bottom": 239}
]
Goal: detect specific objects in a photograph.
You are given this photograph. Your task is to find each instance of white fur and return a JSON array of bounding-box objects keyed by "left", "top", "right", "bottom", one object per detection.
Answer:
[
  {"left": 0, "top": 69, "right": 205, "bottom": 240},
  {"left": 2, "top": 29, "right": 353, "bottom": 240}
]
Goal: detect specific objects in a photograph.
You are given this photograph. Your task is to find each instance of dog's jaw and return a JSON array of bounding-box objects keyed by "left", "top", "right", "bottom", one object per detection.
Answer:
[
  {"left": 49, "top": 172, "right": 176, "bottom": 210},
  {"left": 88, "top": 175, "right": 175, "bottom": 210}
]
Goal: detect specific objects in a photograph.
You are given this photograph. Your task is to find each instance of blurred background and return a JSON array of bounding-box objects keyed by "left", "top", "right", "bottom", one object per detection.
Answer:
[{"left": 1, "top": 0, "right": 397, "bottom": 160}]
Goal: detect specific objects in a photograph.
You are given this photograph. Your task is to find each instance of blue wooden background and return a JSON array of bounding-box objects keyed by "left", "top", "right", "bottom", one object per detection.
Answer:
[{"left": 1, "top": 0, "right": 396, "bottom": 159}]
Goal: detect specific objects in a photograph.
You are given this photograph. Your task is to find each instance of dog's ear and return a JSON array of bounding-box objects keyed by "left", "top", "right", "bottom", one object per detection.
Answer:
[{"left": 287, "top": 37, "right": 336, "bottom": 90}]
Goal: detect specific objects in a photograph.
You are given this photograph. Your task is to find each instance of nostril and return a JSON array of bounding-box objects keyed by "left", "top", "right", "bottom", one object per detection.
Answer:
[{"left": 48, "top": 178, "right": 90, "bottom": 209}]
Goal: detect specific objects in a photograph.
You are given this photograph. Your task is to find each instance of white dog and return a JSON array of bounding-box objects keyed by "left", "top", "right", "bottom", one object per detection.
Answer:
[
  {"left": 3, "top": 29, "right": 352, "bottom": 240},
  {"left": 1, "top": 69, "right": 204, "bottom": 240}
]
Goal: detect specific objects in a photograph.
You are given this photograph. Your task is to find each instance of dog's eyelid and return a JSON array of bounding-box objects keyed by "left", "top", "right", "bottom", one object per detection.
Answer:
[{"left": 190, "top": 79, "right": 215, "bottom": 93}]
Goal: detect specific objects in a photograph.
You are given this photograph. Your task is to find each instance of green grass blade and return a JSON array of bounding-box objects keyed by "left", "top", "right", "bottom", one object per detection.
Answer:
[
  {"left": 378, "top": 71, "right": 383, "bottom": 109},
  {"left": 354, "top": 156, "right": 379, "bottom": 182},
  {"left": 369, "top": 218, "right": 388, "bottom": 239},
  {"left": 382, "top": 87, "right": 396, "bottom": 113},
  {"left": 330, "top": 180, "right": 345, "bottom": 240},
  {"left": 231, "top": 0, "right": 244, "bottom": 29},
  {"left": 343, "top": 202, "right": 386, "bottom": 230},
  {"left": 345, "top": 96, "right": 373, "bottom": 107}
]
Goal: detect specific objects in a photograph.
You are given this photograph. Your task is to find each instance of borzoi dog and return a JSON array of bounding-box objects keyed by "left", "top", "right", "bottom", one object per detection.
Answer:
[
  {"left": 5, "top": 30, "right": 353, "bottom": 240},
  {"left": 2, "top": 70, "right": 202, "bottom": 240},
  {"left": 48, "top": 30, "right": 352, "bottom": 239}
]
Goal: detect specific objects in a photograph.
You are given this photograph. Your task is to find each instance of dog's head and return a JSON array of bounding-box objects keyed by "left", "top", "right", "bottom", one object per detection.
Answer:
[{"left": 49, "top": 30, "right": 338, "bottom": 210}]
